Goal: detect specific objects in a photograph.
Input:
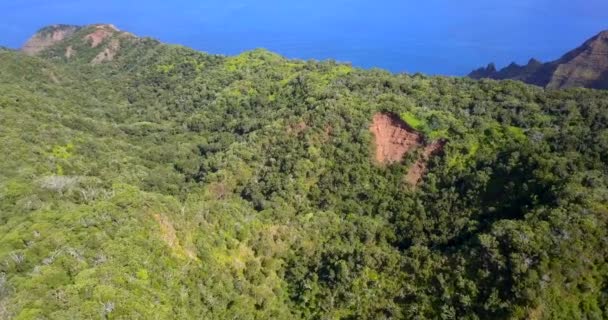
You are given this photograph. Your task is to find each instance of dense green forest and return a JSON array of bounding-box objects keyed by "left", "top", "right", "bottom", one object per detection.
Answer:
[{"left": 1, "top": 25, "right": 608, "bottom": 319}]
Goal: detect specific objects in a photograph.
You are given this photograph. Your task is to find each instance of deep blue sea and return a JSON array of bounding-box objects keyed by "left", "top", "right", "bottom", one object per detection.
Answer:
[{"left": 1, "top": 0, "right": 607, "bottom": 75}]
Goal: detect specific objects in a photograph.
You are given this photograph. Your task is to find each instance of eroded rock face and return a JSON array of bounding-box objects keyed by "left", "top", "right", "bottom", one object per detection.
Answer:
[
  {"left": 370, "top": 112, "right": 423, "bottom": 164},
  {"left": 22, "top": 25, "right": 80, "bottom": 55}
]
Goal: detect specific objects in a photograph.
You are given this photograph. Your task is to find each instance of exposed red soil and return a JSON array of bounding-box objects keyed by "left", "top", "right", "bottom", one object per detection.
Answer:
[
  {"left": 370, "top": 112, "right": 445, "bottom": 185},
  {"left": 370, "top": 112, "right": 423, "bottom": 164},
  {"left": 405, "top": 139, "right": 446, "bottom": 185},
  {"left": 85, "top": 26, "right": 115, "bottom": 48}
]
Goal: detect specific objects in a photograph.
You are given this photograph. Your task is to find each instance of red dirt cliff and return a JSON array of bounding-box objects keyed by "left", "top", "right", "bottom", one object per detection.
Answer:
[
  {"left": 370, "top": 112, "right": 444, "bottom": 185},
  {"left": 370, "top": 113, "right": 423, "bottom": 164}
]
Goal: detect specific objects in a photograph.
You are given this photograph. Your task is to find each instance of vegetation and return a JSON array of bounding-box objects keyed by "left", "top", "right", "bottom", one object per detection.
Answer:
[{"left": 1, "top": 30, "right": 608, "bottom": 319}]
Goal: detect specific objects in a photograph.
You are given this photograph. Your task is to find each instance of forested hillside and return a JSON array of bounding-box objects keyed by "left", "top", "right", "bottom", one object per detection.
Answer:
[{"left": 1, "top": 24, "right": 608, "bottom": 319}]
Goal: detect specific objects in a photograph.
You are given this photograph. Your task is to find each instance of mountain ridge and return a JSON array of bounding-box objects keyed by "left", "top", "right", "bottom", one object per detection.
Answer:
[{"left": 469, "top": 30, "right": 608, "bottom": 90}]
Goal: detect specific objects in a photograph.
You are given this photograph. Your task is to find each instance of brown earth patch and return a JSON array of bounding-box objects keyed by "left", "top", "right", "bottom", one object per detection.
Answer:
[
  {"left": 405, "top": 139, "right": 446, "bottom": 185},
  {"left": 370, "top": 112, "right": 423, "bottom": 164},
  {"left": 370, "top": 112, "right": 445, "bottom": 185},
  {"left": 84, "top": 26, "right": 115, "bottom": 48}
]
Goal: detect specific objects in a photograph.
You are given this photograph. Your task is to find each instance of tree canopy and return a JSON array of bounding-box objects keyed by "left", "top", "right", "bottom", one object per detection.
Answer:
[{"left": 1, "top": 34, "right": 607, "bottom": 319}]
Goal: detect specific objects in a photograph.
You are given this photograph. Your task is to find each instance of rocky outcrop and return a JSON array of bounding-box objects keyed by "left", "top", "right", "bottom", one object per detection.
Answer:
[{"left": 469, "top": 30, "right": 608, "bottom": 90}]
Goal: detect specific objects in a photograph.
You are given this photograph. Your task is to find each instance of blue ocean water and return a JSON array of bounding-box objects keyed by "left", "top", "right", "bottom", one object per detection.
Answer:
[{"left": 1, "top": 0, "right": 607, "bottom": 75}]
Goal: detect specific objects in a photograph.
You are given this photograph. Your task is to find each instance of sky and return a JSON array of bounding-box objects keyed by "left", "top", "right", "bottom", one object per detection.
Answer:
[{"left": 1, "top": 0, "right": 607, "bottom": 75}]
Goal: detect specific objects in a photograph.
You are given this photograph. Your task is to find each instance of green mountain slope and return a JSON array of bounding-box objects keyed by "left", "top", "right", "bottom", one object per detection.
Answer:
[{"left": 1, "top": 24, "right": 608, "bottom": 319}]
